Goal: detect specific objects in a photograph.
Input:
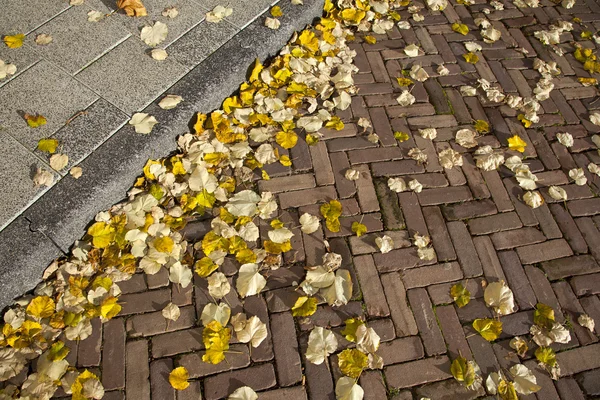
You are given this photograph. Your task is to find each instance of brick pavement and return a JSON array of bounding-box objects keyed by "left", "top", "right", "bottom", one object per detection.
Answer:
[{"left": 30, "top": 0, "right": 600, "bottom": 398}]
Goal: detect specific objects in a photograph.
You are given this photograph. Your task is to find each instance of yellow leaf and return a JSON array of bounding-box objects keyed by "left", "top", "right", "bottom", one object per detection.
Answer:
[
  {"left": 87, "top": 222, "right": 115, "bottom": 249},
  {"left": 463, "top": 52, "right": 479, "bottom": 64},
  {"left": 261, "top": 170, "right": 270, "bottom": 180},
  {"left": 195, "top": 257, "right": 218, "bottom": 278},
  {"left": 341, "top": 318, "right": 365, "bottom": 342},
  {"left": 338, "top": 348, "right": 368, "bottom": 379},
  {"left": 100, "top": 297, "right": 121, "bottom": 320},
  {"left": 194, "top": 113, "right": 207, "bottom": 134},
  {"left": 276, "top": 130, "right": 298, "bottom": 149},
  {"left": 169, "top": 367, "right": 190, "bottom": 390},
  {"left": 270, "top": 219, "right": 285, "bottom": 229},
  {"left": 320, "top": 200, "right": 342, "bottom": 233},
  {"left": 306, "top": 133, "right": 320, "bottom": 146},
  {"left": 578, "top": 77, "right": 597, "bottom": 86},
  {"left": 364, "top": 35, "right": 377, "bottom": 44},
  {"left": 222, "top": 96, "right": 242, "bottom": 114},
  {"left": 297, "top": 30, "right": 319, "bottom": 52},
  {"left": 474, "top": 119, "right": 490, "bottom": 134},
  {"left": 339, "top": 8, "right": 366, "bottom": 25},
  {"left": 517, "top": 114, "right": 532, "bottom": 128},
  {"left": 3, "top": 34, "right": 25, "bottom": 49},
  {"left": 389, "top": 11, "right": 401, "bottom": 20},
  {"left": 452, "top": 23, "right": 470, "bottom": 35},
  {"left": 351, "top": 221, "right": 367, "bottom": 237},
  {"left": 581, "top": 30, "right": 593, "bottom": 40},
  {"left": 535, "top": 346, "right": 557, "bottom": 367},
  {"left": 533, "top": 303, "right": 555, "bottom": 330},
  {"left": 116, "top": 0, "right": 147, "bottom": 16},
  {"left": 271, "top": 5, "right": 283, "bottom": 17},
  {"left": 291, "top": 296, "right": 318, "bottom": 317},
  {"left": 451, "top": 355, "right": 475, "bottom": 387},
  {"left": 507, "top": 134, "right": 527, "bottom": 153},
  {"left": 48, "top": 341, "right": 70, "bottom": 361},
  {"left": 37, "top": 138, "right": 59, "bottom": 154},
  {"left": 202, "top": 231, "right": 230, "bottom": 255},
  {"left": 396, "top": 77, "right": 414, "bottom": 87},
  {"left": 249, "top": 58, "right": 263, "bottom": 82},
  {"left": 24, "top": 113, "right": 47, "bottom": 128},
  {"left": 450, "top": 283, "right": 471, "bottom": 308},
  {"left": 202, "top": 320, "right": 231, "bottom": 364},
  {"left": 394, "top": 131, "right": 410, "bottom": 142},
  {"left": 498, "top": 380, "right": 519, "bottom": 400},
  {"left": 263, "top": 240, "right": 292, "bottom": 254},
  {"left": 280, "top": 155, "right": 292, "bottom": 166},
  {"left": 26, "top": 296, "right": 55, "bottom": 319},
  {"left": 472, "top": 318, "right": 502, "bottom": 341},
  {"left": 326, "top": 116, "right": 344, "bottom": 131},
  {"left": 154, "top": 236, "right": 174, "bottom": 253},
  {"left": 236, "top": 248, "right": 257, "bottom": 264}
]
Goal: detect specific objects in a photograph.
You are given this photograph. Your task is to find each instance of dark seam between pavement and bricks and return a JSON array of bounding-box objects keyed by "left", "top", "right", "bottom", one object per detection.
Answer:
[{"left": 0, "top": 0, "right": 326, "bottom": 310}]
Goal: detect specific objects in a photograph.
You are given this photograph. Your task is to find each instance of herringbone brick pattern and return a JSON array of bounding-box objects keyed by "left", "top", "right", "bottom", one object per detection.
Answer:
[{"left": 32, "top": 1, "right": 600, "bottom": 399}]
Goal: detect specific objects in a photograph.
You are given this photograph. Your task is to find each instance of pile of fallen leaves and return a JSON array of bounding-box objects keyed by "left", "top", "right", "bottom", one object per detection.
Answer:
[{"left": 0, "top": 0, "right": 599, "bottom": 399}]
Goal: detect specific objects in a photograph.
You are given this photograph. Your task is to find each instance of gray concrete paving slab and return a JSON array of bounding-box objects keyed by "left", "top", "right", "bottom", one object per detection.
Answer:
[
  {"left": 0, "top": 60, "right": 98, "bottom": 150},
  {"left": 0, "top": 132, "right": 59, "bottom": 230},
  {"left": 75, "top": 36, "right": 188, "bottom": 114},
  {"left": 29, "top": 4, "right": 131, "bottom": 74},
  {"left": 0, "top": 44, "right": 40, "bottom": 89},
  {"left": 0, "top": 0, "right": 69, "bottom": 34}
]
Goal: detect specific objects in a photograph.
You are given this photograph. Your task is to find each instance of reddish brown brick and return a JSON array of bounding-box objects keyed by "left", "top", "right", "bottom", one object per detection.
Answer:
[
  {"left": 490, "top": 227, "right": 546, "bottom": 250},
  {"left": 371, "top": 160, "right": 425, "bottom": 177},
  {"left": 384, "top": 356, "right": 451, "bottom": 388},
  {"left": 330, "top": 151, "right": 356, "bottom": 199},
  {"left": 102, "top": 319, "right": 126, "bottom": 390},
  {"left": 150, "top": 359, "right": 176, "bottom": 400},
  {"left": 571, "top": 273, "right": 600, "bottom": 296},
  {"left": 203, "top": 364, "right": 277, "bottom": 400},
  {"left": 398, "top": 192, "right": 428, "bottom": 235},
  {"left": 422, "top": 206, "right": 456, "bottom": 262},
  {"left": 407, "top": 288, "right": 446, "bottom": 356},
  {"left": 473, "top": 236, "right": 507, "bottom": 282},
  {"left": 497, "top": 250, "right": 536, "bottom": 311},
  {"left": 436, "top": 305, "right": 472, "bottom": 360},
  {"left": 441, "top": 199, "right": 497, "bottom": 221},
  {"left": 557, "top": 343, "right": 600, "bottom": 376},
  {"left": 119, "top": 289, "right": 170, "bottom": 315},
  {"left": 354, "top": 164, "right": 380, "bottom": 213},
  {"left": 516, "top": 239, "right": 574, "bottom": 265},
  {"left": 552, "top": 281, "right": 597, "bottom": 345},
  {"left": 354, "top": 255, "right": 391, "bottom": 317},
  {"left": 381, "top": 272, "right": 418, "bottom": 336},
  {"left": 178, "top": 345, "right": 250, "bottom": 378},
  {"left": 549, "top": 203, "right": 588, "bottom": 254},
  {"left": 278, "top": 186, "right": 337, "bottom": 209},
  {"left": 258, "top": 174, "right": 316, "bottom": 194},
  {"left": 126, "top": 340, "right": 150, "bottom": 400},
  {"left": 542, "top": 255, "right": 600, "bottom": 281},
  {"left": 271, "top": 312, "right": 302, "bottom": 386},
  {"left": 403, "top": 261, "right": 463, "bottom": 289},
  {"left": 418, "top": 186, "right": 473, "bottom": 206},
  {"left": 467, "top": 211, "right": 522, "bottom": 235}
]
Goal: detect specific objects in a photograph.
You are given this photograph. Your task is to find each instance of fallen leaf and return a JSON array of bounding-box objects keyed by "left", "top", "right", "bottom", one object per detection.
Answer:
[
  {"left": 375, "top": 235, "right": 394, "bottom": 254},
  {"left": 117, "top": 0, "right": 147, "bottom": 17},
  {"left": 484, "top": 281, "right": 515, "bottom": 315},
  {"left": 404, "top": 44, "right": 420, "bottom": 57},
  {"left": 25, "top": 113, "right": 47, "bottom": 128},
  {"left": 388, "top": 177, "right": 407, "bottom": 192},
  {"left": 419, "top": 127, "right": 437, "bottom": 140},
  {"left": 141, "top": 22, "right": 168, "bottom": 47},
  {"left": 351, "top": 222, "right": 367, "bottom": 237},
  {"left": 206, "top": 6, "right": 233, "bottom": 23},
  {"left": 508, "top": 135, "right": 527, "bottom": 153},
  {"left": 455, "top": 128, "right": 478, "bottom": 148},
  {"left": 162, "top": 302, "right": 180, "bottom": 321},
  {"left": 265, "top": 17, "right": 281, "bottom": 30},
  {"left": 510, "top": 336, "right": 528, "bottom": 357},
  {"left": 548, "top": 185, "right": 567, "bottom": 201},
  {"left": 472, "top": 318, "right": 502, "bottom": 341},
  {"left": 523, "top": 190, "right": 544, "bottom": 208},
  {"left": 0, "top": 59, "right": 17, "bottom": 80},
  {"left": 450, "top": 283, "right": 471, "bottom": 308},
  {"left": 49, "top": 153, "right": 69, "bottom": 171},
  {"left": 162, "top": 6, "right": 179, "bottom": 18},
  {"left": 438, "top": 148, "right": 463, "bottom": 169},
  {"left": 306, "top": 326, "right": 338, "bottom": 365},
  {"left": 233, "top": 314, "right": 267, "bottom": 348},
  {"left": 35, "top": 34, "right": 53, "bottom": 45},
  {"left": 338, "top": 348, "right": 368, "bottom": 379},
  {"left": 33, "top": 168, "right": 54, "bottom": 187},
  {"left": 396, "top": 90, "right": 415, "bottom": 106},
  {"left": 236, "top": 263, "right": 266, "bottom": 297},
  {"left": 168, "top": 366, "right": 189, "bottom": 390},
  {"left": 228, "top": 386, "right": 258, "bottom": 400},
  {"left": 465, "top": 41, "right": 482, "bottom": 52},
  {"left": 451, "top": 355, "right": 476, "bottom": 387},
  {"left": 70, "top": 0, "right": 84, "bottom": 4},
  {"left": 364, "top": 35, "right": 377, "bottom": 44},
  {"left": 291, "top": 296, "right": 317, "bottom": 317},
  {"left": 87, "top": 11, "right": 105, "bottom": 22},
  {"left": 151, "top": 48, "right": 168, "bottom": 60},
  {"left": 345, "top": 168, "right": 360, "bottom": 181},
  {"left": 335, "top": 377, "right": 364, "bottom": 400},
  {"left": 70, "top": 166, "right": 83, "bottom": 179},
  {"left": 408, "top": 179, "right": 423, "bottom": 193},
  {"left": 452, "top": 23, "right": 469, "bottom": 35},
  {"left": 37, "top": 138, "right": 59, "bottom": 154},
  {"left": 510, "top": 364, "right": 541, "bottom": 395},
  {"left": 396, "top": 77, "right": 413, "bottom": 87},
  {"left": 590, "top": 112, "right": 600, "bottom": 126},
  {"left": 3, "top": 34, "right": 25, "bottom": 48},
  {"left": 463, "top": 52, "right": 479, "bottom": 64},
  {"left": 394, "top": 131, "right": 410, "bottom": 142},
  {"left": 129, "top": 113, "right": 158, "bottom": 134},
  {"left": 201, "top": 303, "right": 231, "bottom": 327},
  {"left": 158, "top": 95, "right": 183, "bottom": 109},
  {"left": 270, "top": 5, "right": 283, "bottom": 17},
  {"left": 556, "top": 132, "right": 573, "bottom": 147},
  {"left": 578, "top": 314, "right": 595, "bottom": 332},
  {"left": 569, "top": 168, "right": 587, "bottom": 186},
  {"left": 299, "top": 213, "right": 320, "bottom": 234}
]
